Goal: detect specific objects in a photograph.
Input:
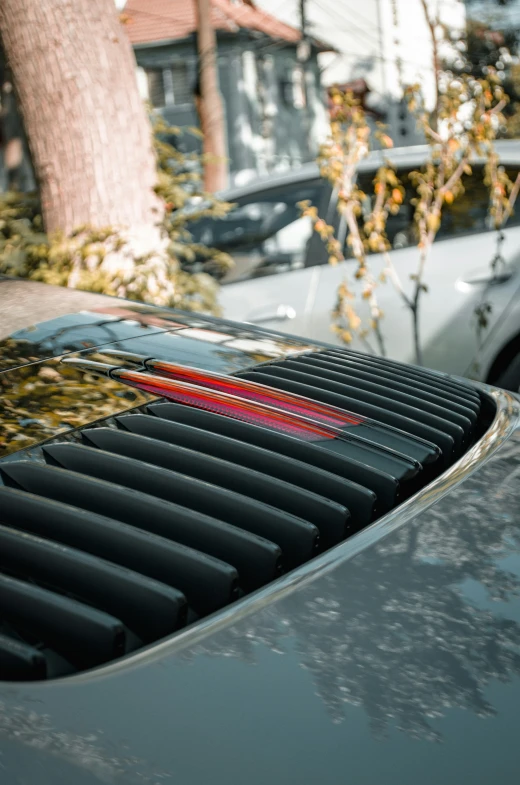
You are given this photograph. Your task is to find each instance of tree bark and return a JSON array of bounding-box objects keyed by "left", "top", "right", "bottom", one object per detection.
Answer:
[
  {"left": 0, "top": 0, "right": 163, "bottom": 237},
  {"left": 195, "top": 0, "right": 228, "bottom": 192}
]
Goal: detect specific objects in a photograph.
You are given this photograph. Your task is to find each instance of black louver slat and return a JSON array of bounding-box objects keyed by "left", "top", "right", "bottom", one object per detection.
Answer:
[
  {"left": 1, "top": 462, "right": 262, "bottom": 595},
  {"left": 0, "top": 633, "right": 47, "bottom": 681},
  {"left": 242, "top": 368, "right": 457, "bottom": 463},
  {"left": 0, "top": 521, "right": 186, "bottom": 644},
  {"left": 281, "top": 355, "right": 476, "bottom": 432},
  {"left": 0, "top": 343, "right": 487, "bottom": 682},
  {"left": 250, "top": 364, "right": 466, "bottom": 451},
  {"left": 301, "top": 353, "right": 479, "bottom": 419},
  {"left": 33, "top": 454, "right": 281, "bottom": 595},
  {"left": 0, "top": 476, "right": 238, "bottom": 617},
  {"left": 44, "top": 442, "right": 306, "bottom": 570},
  {"left": 0, "top": 486, "right": 191, "bottom": 626},
  {"left": 323, "top": 349, "right": 481, "bottom": 404},
  {"left": 117, "top": 412, "right": 377, "bottom": 525},
  {"left": 81, "top": 427, "right": 348, "bottom": 549},
  {"left": 146, "top": 402, "right": 404, "bottom": 512},
  {"left": 0, "top": 572, "right": 125, "bottom": 671},
  {"left": 229, "top": 372, "right": 443, "bottom": 468}
]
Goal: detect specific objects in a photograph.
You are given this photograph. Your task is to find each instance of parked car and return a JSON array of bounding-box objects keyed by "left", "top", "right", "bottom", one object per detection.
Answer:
[
  {"left": 1, "top": 277, "right": 520, "bottom": 785},
  {"left": 189, "top": 140, "right": 520, "bottom": 391}
]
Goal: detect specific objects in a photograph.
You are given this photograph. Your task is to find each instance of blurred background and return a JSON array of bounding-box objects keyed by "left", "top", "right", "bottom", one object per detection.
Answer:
[{"left": 2, "top": 0, "right": 520, "bottom": 389}]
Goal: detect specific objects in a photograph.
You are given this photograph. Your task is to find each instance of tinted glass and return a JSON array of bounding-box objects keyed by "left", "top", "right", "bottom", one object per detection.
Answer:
[
  {"left": 352, "top": 165, "right": 520, "bottom": 255},
  {"left": 189, "top": 180, "right": 326, "bottom": 282}
]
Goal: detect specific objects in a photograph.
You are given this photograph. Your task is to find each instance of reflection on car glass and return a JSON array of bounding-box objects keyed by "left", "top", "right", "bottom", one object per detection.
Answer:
[
  {"left": 175, "top": 328, "right": 230, "bottom": 344},
  {"left": 189, "top": 181, "right": 324, "bottom": 282},
  {"left": 0, "top": 357, "right": 153, "bottom": 457},
  {"left": 171, "top": 320, "right": 316, "bottom": 358},
  {"left": 224, "top": 338, "right": 314, "bottom": 357},
  {"left": 351, "top": 165, "right": 520, "bottom": 257},
  {"left": 91, "top": 306, "right": 185, "bottom": 330}
]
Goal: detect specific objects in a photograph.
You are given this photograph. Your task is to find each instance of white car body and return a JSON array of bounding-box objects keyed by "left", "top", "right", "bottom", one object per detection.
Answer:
[{"left": 216, "top": 141, "right": 520, "bottom": 385}]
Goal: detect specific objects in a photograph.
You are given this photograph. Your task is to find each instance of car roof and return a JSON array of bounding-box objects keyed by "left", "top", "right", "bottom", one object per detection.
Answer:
[{"left": 220, "top": 139, "right": 520, "bottom": 201}]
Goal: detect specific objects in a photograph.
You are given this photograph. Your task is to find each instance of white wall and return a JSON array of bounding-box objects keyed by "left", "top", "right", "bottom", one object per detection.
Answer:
[{"left": 254, "top": 0, "right": 466, "bottom": 107}]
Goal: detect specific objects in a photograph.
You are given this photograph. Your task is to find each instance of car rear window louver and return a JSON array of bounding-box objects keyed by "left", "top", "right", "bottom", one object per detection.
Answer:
[{"left": 0, "top": 347, "right": 492, "bottom": 681}]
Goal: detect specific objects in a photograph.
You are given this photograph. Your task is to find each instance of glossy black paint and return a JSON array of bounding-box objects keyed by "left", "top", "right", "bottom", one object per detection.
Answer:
[
  {"left": 0, "top": 293, "right": 317, "bottom": 373},
  {"left": 1, "top": 286, "right": 520, "bottom": 785},
  {"left": 0, "top": 387, "right": 517, "bottom": 784},
  {"left": 0, "top": 305, "right": 316, "bottom": 457}
]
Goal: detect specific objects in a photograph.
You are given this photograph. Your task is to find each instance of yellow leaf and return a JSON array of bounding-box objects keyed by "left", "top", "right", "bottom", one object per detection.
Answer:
[
  {"left": 347, "top": 309, "right": 361, "bottom": 331},
  {"left": 426, "top": 214, "right": 440, "bottom": 233}
]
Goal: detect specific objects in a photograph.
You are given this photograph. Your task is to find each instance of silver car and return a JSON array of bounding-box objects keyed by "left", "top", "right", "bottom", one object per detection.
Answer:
[{"left": 202, "top": 140, "right": 520, "bottom": 391}]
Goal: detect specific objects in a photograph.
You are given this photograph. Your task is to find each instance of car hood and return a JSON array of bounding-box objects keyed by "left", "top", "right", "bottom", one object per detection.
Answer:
[{"left": 1, "top": 284, "right": 520, "bottom": 785}]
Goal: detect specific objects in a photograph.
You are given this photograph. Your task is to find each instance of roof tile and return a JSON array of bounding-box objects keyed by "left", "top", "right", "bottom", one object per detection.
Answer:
[{"left": 123, "top": 0, "right": 301, "bottom": 46}]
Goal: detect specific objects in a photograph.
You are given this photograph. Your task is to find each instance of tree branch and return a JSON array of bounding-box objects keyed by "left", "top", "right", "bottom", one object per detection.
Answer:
[
  {"left": 384, "top": 250, "right": 413, "bottom": 309},
  {"left": 504, "top": 171, "right": 520, "bottom": 223}
]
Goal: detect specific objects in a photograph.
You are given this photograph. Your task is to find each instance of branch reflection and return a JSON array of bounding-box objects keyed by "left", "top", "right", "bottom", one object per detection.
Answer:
[{"left": 188, "top": 432, "right": 520, "bottom": 742}]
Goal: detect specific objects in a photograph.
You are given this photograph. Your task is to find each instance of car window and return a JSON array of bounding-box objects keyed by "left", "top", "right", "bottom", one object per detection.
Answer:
[
  {"left": 349, "top": 165, "right": 520, "bottom": 257},
  {"left": 189, "top": 180, "right": 328, "bottom": 283},
  {"left": 438, "top": 166, "right": 520, "bottom": 238}
]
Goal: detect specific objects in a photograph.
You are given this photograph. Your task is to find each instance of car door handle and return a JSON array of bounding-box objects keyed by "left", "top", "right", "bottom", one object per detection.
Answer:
[
  {"left": 458, "top": 263, "right": 516, "bottom": 288},
  {"left": 460, "top": 272, "right": 514, "bottom": 286},
  {"left": 246, "top": 304, "right": 297, "bottom": 324}
]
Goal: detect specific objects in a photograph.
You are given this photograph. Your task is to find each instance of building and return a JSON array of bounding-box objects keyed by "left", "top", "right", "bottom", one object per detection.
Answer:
[
  {"left": 123, "top": 0, "right": 333, "bottom": 186},
  {"left": 254, "top": 0, "right": 467, "bottom": 146}
]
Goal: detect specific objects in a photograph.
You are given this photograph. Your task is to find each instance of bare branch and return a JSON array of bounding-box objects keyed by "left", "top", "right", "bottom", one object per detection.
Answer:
[
  {"left": 504, "top": 172, "right": 520, "bottom": 223},
  {"left": 489, "top": 98, "right": 507, "bottom": 116},
  {"left": 424, "top": 125, "right": 443, "bottom": 143},
  {"left": 384, "top": 251, "right": 413, "bottom": 309}
]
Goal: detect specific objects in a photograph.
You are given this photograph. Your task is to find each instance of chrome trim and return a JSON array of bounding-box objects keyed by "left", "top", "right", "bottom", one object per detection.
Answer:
[{"left": 74, "top": 384, "right": 520, "bottom": 683}]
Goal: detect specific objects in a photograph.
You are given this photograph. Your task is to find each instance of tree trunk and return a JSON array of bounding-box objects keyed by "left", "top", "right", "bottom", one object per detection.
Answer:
[
  {"left": 0, "top": 0, "right": 163, "bottom": 238},
  {"left": 195, "top": 0, "right": 228, "bottom": 193}
]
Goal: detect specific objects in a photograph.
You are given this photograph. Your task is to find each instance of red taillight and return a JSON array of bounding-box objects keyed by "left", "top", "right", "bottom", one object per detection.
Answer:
[
  {"left": 148, "top": 360, "right": 363, "bottom": 428},
  {"left": 115, "top": 369, "right": 339, "bottom": 441}
]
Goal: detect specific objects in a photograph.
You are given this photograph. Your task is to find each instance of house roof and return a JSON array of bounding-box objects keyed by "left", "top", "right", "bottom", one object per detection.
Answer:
[{"left": 122, "top": 0, "right": 304, "bottom": 47}]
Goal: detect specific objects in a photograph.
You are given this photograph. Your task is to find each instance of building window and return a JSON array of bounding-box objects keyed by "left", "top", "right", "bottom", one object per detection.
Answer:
[
  {"left": 281, "top": 65, "right": 306, "bottom": 109},
  {"left": 170, "top": 63, "right": 192, "bottom": 105},
  {"left": 146, "top": 68, "right": 166, "bottom": 108},
  {"left": 145, "top": 63, "right": 192, "bottom": 108}
]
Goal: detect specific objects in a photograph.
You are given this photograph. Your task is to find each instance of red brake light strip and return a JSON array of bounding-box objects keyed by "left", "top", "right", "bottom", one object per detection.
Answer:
[
  {"left": 145, "top": 360, "right": 363, "bottom": 426},
  {"left": 113, "top": 368, "right": 339, "bottom": 441}
]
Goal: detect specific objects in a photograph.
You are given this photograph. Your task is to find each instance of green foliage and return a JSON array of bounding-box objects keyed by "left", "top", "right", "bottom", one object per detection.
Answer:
[{"left": 0, "top": 113, "right": 235, "bottom": 315}]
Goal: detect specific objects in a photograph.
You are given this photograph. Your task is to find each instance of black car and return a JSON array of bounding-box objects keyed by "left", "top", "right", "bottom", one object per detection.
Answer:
[{"left": 0, "top": 277, "right": 519, "bottom": 785}]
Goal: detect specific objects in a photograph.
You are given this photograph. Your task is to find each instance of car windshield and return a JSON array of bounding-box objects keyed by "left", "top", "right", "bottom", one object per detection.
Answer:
[{"left": 188, "top": 179, "right": 326, "bottom": 282}]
